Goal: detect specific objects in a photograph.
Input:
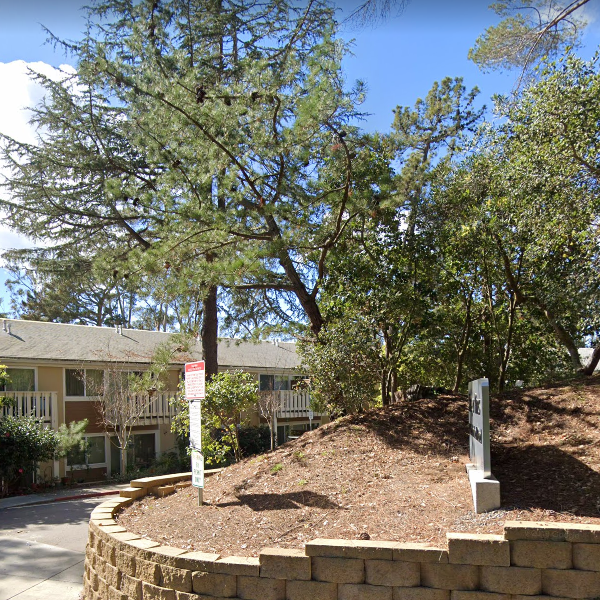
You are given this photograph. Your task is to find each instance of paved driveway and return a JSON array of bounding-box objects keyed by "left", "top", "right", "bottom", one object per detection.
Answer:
[{"left": 0, "top": 494, "right": 120, "bottom": 600}]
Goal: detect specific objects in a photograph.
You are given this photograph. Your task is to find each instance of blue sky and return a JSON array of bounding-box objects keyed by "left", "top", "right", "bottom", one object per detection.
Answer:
[{"left": 1, "top": 0, "right": 600, "bottom": 315}]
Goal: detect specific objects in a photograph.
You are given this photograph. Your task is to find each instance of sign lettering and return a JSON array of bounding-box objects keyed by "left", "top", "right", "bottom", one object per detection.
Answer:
[{"left": 185, "top": 361, "right": 205, "bottom": 400}]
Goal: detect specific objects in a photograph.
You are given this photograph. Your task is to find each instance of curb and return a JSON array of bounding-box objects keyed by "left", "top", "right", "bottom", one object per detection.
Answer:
[{"left": 1, "top": 489, "right": 121, "bottom": 509}]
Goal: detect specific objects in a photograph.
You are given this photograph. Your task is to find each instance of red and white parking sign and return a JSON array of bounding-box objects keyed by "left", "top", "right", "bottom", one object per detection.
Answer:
[{"left": 185, "top": 361, "right": 205, "bottom": 400}]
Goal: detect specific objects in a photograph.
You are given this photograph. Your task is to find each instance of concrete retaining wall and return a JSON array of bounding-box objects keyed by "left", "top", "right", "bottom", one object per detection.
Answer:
[{"left": 83, "top": 473, "right": 600, "bottom": 600}]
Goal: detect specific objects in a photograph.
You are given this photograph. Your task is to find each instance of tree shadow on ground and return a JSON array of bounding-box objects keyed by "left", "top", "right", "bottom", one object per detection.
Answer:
[
  {"left": 212, "top": 491, "right": 343, "bottom": 511},
  {"left": 493, "top": 444, "right": 600, "bottom": 517}
]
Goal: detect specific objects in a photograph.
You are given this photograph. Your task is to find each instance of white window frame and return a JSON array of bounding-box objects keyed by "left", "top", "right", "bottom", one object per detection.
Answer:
[
  {"left": 2, "top": 366, "right": 38, "bottom": 392},
  {"left": 64, "top": 367, "right": 104, "bottom": 399},
  {"left": 66, "top": 434, "right": 108, "bottom": 470}
]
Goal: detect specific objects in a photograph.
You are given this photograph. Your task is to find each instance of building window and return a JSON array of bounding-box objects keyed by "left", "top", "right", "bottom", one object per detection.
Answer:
[
  {"left": 65, "top": 369, "right": 104, "bottom": 397},
  {"left": 127, "top": 433, "right": 156, "bottom": 470},
  {"left": 3, "top": 368, "right": 35, "bottom": 391},
  {"left": 277, "top": 422, "right": 319, "bottom": 445},
  {"left": 259, "top": 375, "right": 291, "bottom": 391},
  {"left": 67, "top": 435, "right": 106, "bottom": 467}
]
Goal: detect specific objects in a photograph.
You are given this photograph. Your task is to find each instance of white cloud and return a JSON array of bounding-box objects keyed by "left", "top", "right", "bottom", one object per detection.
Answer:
[
  {"left": 0, "top": 60, "right": 76, "bottom": 145},
  {"left": 0, "top": 60, "right": 75, "bottom": 254}
]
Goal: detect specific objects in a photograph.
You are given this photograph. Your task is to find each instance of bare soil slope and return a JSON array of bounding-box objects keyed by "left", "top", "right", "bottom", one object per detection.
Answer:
[{"left": 118, "top": 377, "right": 600, "bottom": 556}]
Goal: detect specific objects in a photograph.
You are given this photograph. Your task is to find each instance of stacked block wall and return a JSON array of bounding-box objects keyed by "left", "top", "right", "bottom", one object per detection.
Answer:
[{"left": 83, "top": 474, "right": 600, "bottom": 600}]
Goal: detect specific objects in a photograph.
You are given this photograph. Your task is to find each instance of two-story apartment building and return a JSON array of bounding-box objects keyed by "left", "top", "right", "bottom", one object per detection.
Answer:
[{"left": 0, "top": 318, "right": 324, "bottom": 483}]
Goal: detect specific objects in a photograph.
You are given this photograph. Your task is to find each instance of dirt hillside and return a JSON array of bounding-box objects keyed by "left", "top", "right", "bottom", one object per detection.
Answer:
[{"left": 117, "top": 377, "right": 600, "bottom": 556}]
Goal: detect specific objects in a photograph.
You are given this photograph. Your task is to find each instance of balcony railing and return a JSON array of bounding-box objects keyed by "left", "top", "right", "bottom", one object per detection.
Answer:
[
  {"left": 259, "top": 390, "right": 321, "bottom": 419},
  {"left": 1, "top": 391, "right": 58, "bottom": 429},
  {"left": 134, "top": 391, "right": 177, "bottom": 424}
]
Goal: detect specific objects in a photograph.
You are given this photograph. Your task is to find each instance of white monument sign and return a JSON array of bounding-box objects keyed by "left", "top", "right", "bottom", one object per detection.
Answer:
[
  {"left": 466, "top": 377, "right": 500, "bottom": 513},
  {"left": 468, "top": 377, "right": 491, "bottom": 478}
]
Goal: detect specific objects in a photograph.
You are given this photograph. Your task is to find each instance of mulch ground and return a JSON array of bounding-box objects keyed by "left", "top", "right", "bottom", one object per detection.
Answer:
[{"left": 117, "top": 377, "right": 600, "bottom": 556}]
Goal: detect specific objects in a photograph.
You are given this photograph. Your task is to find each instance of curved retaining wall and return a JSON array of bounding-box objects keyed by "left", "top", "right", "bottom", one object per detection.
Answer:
[{"left": 84, "top": 473, "right": 600, "bottom": 600}]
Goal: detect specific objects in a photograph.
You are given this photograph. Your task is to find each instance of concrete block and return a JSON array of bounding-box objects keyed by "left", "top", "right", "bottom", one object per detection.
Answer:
[
  {"left": 120, "top": 486, "right": 147, "bottom": 499},
  {"left": 365, "top": 560, "right": 420, "bottom": 587},
  {"left": 510, "top": 540, "right": 572, "bottom": 569},
  {"left": 503, "top": 522, "right": 600, "bottom": 543},
  {"left": 311, "top": 556, "right": 364, "bottom": 583},
  {"left": 160, "top": 565, "right": 193, "bottom": 592},
  {"left": 306, "top": 538, "right": 399, "bottom": 560},
  {"left": 150, "top": 485, "right": 176, "bottom": 497},
  {"left": 480, "top": 566, "right": 541, "bottom": 595},
  {"left": 448, "top": 534, "right": 509, "bottom": 566},
  {"left": 127, "top": 539, "right": 162, "bottom": 554},
  {"left": 142, "top": 582, "right": 177, "bottom": 600},
  {"left": 171, "top": 551, "right": 221, "bottom": 571},
  {"left": 260, "top": 547, "right": 311, "bottom": 580},
  {"left": 120, "top": 573, "right": 143, "bottom": 600},
  {"left": 512, "top": 596, "right": 572, "bottom": 600},
  {"left": 151, "top": 546, "right": 187, "bottom": 566},
  {"left": 573, "top": 543, "right": 600, "bottom": 572},
  {"left": 116, "top": 552, "right": 136, "bottom": 577},
  {"left": 393, "top": 588, "right": 449, "bottom": 600},
  {"left": 102, "top": 525, "right": 129, "bottom": 534},
  {"left": 285, "top": 579, "right": 337, "bottom": 600},
  {"left": 420, "top": 564, "right": 479, "bottom": 591},
  {"left": 92, "top": 518, "right": 118, "bottom": 527},
  {"left": 130, "top": 473, "right": 192, "bottom": 489},
  {"left": 339, "top": 583, "right": 393, "bottom": 600},
  {"left": 467, "top": 466, "right": 501, "bottom": 513},
  {"left": 237, "top": 575, "right": 286, "bottom": 600},
  {"left": 136, "top": 558, "right": 161, "bottom": 584},
  {"left": 108, "top": 585, "right": 128, "bottom": 600},
  {"left": 175, "top": 481, "right": 192, "bottom": 490},
  {"left": 209, "top": 555, "right": 260, "bottom": 576},
  {"left": 109, "top": 531, "right": 143, "bottom": 545},
  {"left": 105, "top": 563, "right": 122, "bottom": 589},
  {"left": 98, "top": 576, "right": 109, "bottom": 599},
  {"left": 451, "top": 592, "right": 510, "bottom": 600},
  {"left": 563, "top": 524, "right": 600, "bottom": 544},
  {"left": 91, "top": 571, "right": 99, "bottom": 592},
  {"left": 192, "top": 571, "right": 237, "bottom": 597},
  {"left": 103, "top": 541, "right": 117, "bottom": 566},
  {"left": 394, "top": 545, "right": 449, "bottom": 564},
  {"left": 542, "top": 568, "right": 600, "bottom": 598}
]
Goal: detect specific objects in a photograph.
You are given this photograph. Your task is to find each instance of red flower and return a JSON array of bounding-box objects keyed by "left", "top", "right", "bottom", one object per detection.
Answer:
[
  {"left": 4, "top": 432, "right": 9, "bottom": 437},
  {"left": 18, "top": 468, "right": 23, "bottom": 474}
]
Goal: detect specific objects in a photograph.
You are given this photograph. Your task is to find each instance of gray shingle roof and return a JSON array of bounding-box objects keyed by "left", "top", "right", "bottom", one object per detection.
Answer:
[{"left": 0, "top": 319, "right": 300, "bottom": 371}]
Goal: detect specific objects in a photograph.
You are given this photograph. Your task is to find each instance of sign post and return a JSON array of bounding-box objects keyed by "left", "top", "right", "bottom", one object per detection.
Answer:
[{"left": 185, "top": 361, "right": 205, "bottom": 506}]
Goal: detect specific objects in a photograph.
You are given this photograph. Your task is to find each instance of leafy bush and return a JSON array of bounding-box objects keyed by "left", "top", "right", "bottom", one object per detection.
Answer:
[
  {"left": 171, "top": 371, "right": 260, "bottom": 465},
  {"left": 299, "top": 317, "right": 381, "bottom": 417},
  {"left": 238, "top": 425, "right": 271, "bottom": 457},
  {"left": 0, "top": 416, "right": 59, "bottom": 495}
]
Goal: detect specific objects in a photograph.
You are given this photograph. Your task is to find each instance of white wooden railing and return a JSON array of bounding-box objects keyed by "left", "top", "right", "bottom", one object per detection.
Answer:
[
  {"left": 1, "top": 391, "right": 58, "bottom": 430},
  {"left": 259, "top": 390, "right": 321, "bottom": 419},
  {"left": 135, "top": 391, "right": 177, "bottom": 424}
]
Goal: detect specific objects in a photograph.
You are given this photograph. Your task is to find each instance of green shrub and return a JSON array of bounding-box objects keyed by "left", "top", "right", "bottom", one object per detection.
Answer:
[
  {"left": 238, "top": 425, "right": 271, "bottom": 457},
  {"left": 0, "top": 416, "right": 59, "bottom": 495}
]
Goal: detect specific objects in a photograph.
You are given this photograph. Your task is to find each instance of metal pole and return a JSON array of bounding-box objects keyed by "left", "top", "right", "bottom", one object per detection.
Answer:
[{"left": 198, "top": 488, "right": 203, "bottom": 506}]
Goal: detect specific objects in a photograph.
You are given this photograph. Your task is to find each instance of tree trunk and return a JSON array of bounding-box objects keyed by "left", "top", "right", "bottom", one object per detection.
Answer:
[
  {"left": 202, "top": 285, "right": 219, "bottom": 380},
  {"left": 381, "top": 370, "right": 388, "bottom": 407},
  {"left": 498, "top": 293, "right": 517, "bottom": 392},
  {"left": 453, "top": 292, "right": 472, "bottom": 393},
  {"left": 580, "top": 343, "right": 600, "bottom": 375}
]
